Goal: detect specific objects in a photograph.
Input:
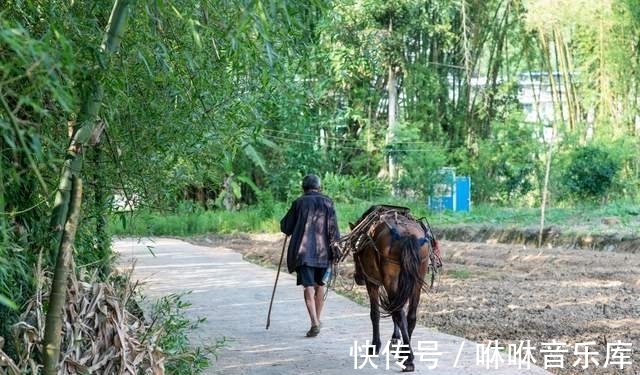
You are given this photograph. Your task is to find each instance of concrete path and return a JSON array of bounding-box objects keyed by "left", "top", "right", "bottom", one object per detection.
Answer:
[{"left": 114, "top": 237, "right": 554, "bottom": 375}]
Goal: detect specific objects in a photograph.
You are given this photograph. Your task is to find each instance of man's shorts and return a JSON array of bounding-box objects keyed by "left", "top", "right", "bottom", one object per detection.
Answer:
[{"left": 296, "top": 265, "right": 328, "bottom": 287}]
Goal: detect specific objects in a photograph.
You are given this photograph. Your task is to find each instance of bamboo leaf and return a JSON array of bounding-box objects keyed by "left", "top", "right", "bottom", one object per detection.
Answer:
[{"left": 0, "top": 294, "right": 17, "bottom": 310}]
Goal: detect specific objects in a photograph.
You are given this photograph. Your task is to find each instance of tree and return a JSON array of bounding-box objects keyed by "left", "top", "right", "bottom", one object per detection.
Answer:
[{"left": 2, "top": 0, "right": 334, "bottom": 367}]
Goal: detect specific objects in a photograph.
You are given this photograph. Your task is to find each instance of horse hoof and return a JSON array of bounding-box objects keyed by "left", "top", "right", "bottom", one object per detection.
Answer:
[{"left": 402, "top": 363, "right": 415, "bottom": 372}]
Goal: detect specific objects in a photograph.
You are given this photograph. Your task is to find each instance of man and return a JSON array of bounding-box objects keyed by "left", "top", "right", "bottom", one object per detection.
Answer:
[{"left": 280, "top": 174, "right": 340, "bottom": 337}]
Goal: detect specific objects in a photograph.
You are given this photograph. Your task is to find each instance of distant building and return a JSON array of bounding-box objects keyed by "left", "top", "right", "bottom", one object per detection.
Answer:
[
  {"left": 447, "top": 72, "right": 570, "bottom": 129},
  {"left": 517, "top": 72, "right": 570, "bottom": 125}
]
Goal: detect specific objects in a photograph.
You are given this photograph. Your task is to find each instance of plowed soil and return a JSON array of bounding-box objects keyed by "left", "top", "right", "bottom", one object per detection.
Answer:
[{"left": 187, "top": 232, "right": 640, "bottom": 375}]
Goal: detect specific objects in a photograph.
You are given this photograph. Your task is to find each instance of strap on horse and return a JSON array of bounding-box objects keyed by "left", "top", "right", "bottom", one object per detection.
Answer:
[{"left": 334, "top": 205, "right": 443, "bottom": 288}]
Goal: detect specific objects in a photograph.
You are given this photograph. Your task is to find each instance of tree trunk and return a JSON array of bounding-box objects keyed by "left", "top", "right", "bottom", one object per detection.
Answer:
[
  {"left": 386, "top": 15, "right": 398, "bottom": 193},
  {"left": 387, "top": 64, "right": 398, "bottom": 187},
  {"left": 536, "top": 29, "right": 560, "bottom": 249},
  {"left": 43, "top": 1, "right": 132, "bottom": 373},
  {"left": 538, "top": 139, "right": 553, "bottom": 248}
]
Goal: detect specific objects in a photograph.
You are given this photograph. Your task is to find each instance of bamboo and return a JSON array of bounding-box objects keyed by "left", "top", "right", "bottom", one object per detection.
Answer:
[
  {"left": 536, "top": 26, "right": 568, "bottom": 249},
  {"left": 386, "top": 17, "right": 398, "bottom": 193},
  {"left": 0, "top": 135, "right": 5, "bottom": 248},
  {"left": 536, "top": 30, "right": 557, "bottom": 249},
  {"left": 49, "top": 0, "right": 131, "bottom": 235},
  {"left": 43, "top": 176, "right": 82, "bottom": 375},
  {"left": 43, "top": 0, "right": 133, "bottom": 373}
]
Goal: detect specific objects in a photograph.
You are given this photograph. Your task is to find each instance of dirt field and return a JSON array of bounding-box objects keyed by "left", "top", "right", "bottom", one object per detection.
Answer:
[{"left": 187, "top": 232, "right": 640, "bottom": 375}]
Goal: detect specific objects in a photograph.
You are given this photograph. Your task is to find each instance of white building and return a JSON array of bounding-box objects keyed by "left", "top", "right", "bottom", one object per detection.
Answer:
[{"left": 517, "top": 71, "right": 572, "bottom": 125}]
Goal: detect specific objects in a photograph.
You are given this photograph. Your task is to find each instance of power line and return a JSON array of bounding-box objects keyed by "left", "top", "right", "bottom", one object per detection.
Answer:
[{"left": 262, "top": 128, "right": 543, "bottom": 151}]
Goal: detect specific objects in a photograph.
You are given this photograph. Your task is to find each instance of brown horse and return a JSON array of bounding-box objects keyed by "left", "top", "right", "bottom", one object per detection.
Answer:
[{"left": 337, "top": 205, "right": 441, "bottom": 372}]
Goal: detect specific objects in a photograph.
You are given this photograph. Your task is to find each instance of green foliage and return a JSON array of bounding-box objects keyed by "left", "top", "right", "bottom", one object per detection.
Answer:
[
  {"left": 321, "top": 173, "right": 389, "bottom": 203},
  {"left": 0, "top": 13, "right": 78, "bottom": 350},
  {"left": 107, "top": 198, "right": 640, "bottom": 242},
  {"left": 148, "top": 292, "right": 222, "bottom": 375},
  {"left": 602, "top": 137, "right": 640, "bottom": 201},
  {"left": 387, "top": 122, "right": 448, "bottom": 200},
  {"left": 0, "top": 245, "right": 31, "bottom": 356},
  {"left": 4, "top": 0, "right": 640, "bottom": 368},
  {"left": 255, "top": 189, "right": 277, "bottom": 220},
  {"left": 456, "top": 118, "right": 540, "bottom": 206},
  {"left": 560, "top": 144, "right": 620, "bottom": 202},
  {"left": 108, "top": 205, "right": 284, "bottom": 237}
]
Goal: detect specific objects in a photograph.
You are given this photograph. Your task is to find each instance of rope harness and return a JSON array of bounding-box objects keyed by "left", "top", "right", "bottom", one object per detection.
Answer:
[{"left": 335, "top": 205, "right": 442, "bottom": 287}]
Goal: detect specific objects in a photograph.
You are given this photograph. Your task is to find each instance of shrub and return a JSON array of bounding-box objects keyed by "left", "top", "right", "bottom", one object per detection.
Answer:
[
  {"left": 149, "top": 292, "right": 222, "bottom": 374},
  {"left": 561, "top": 145, "right": 619, "bottom": 202}
]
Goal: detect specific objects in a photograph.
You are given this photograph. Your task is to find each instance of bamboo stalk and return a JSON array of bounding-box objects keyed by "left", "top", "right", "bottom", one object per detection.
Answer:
[
  {"left": 43, "top": 176, "right": 82, "bottom": 375},
  {"left": 0, "top": 132, "right": 5, "bottom": 249},
  {"left": 44, "top": 0, "right": 133, "bottom": 373},
  {"left": 386, "top": 17, "right": 399, "bottom": 193},
  {"left": 50, "top": 0, "right": 131, "bottom": 234}
]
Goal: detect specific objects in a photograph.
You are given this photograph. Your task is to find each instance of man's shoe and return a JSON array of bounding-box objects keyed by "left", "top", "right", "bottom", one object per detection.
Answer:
[{"left": 306, "top": 325, "right": 320, "bottom": 337}]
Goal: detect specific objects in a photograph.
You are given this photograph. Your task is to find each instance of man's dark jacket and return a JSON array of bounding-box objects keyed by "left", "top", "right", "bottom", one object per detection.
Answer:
[{"left": 280, "top": 191, "right": 340, "bottom": 273}]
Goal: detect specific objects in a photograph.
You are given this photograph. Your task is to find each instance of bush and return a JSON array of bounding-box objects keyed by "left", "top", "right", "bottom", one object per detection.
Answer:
[
  {"left": 454, "top": 120, "right": 540, "bottom": 206},
  {"left": 149, "top": 292, "right": 223, "bottom": 374},
  {"left": 561, "top": 145, "right": 619, "bottom": 202}
]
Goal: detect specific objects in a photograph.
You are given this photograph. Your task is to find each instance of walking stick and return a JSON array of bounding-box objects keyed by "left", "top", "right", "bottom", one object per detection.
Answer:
[{"left": 266, "top": 235, "right": 288, "bottom": 330}]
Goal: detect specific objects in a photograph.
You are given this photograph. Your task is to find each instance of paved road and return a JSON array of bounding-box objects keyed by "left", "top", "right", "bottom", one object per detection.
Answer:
[{"left": 114, "top": 237, "right": 553, "bottom": 375}]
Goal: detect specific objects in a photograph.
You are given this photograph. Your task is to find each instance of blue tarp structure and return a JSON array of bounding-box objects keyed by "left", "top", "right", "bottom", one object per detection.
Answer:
[{"left": 428, "top": 167, "right": 471, "bottom": 212}]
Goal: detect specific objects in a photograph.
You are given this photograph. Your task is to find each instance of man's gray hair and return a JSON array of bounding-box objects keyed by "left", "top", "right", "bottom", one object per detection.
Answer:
[{"left": 302, "top": 174, "right": 321, "bottom": 191}]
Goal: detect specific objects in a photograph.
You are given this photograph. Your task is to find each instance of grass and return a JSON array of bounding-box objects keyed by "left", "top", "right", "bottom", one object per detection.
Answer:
[
  {"left": 108, "top": 199, "right": 640, "bottom": 238},
  {"left": 446, "top": 268, "right": 472, "bottom": 280},
  {"left": 109, "top": 206, "right": 282, "bottom": 236}
]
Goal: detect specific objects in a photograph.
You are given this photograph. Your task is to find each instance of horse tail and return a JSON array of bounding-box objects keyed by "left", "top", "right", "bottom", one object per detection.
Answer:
[{"left": 380, "top": 235, "right": 425, "bottom": 315}]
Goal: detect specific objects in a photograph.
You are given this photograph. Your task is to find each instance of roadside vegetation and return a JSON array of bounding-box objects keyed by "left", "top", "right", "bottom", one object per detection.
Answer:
[{"left": 109, "top": 199, "right": 640, "bottom": 240}]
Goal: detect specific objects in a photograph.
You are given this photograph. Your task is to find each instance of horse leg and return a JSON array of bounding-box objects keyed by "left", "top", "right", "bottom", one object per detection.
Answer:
[
  {"left": 353, "top": 253, "right": 366, "bottom": 285},
  {"left": 366, "top": 283, "right": 382, "bottom": 355},
  {"left": 392, "top": 308, "right": 415, "bottom": 372},
  {"left": 390, "top": 297, "right": 416, "bottom": 346},
  {"left": 391, "top": 321, "right": 401, "bottom": 345},
  {"left": 407, "top": 288, "right": 421, "bottom": 339}
]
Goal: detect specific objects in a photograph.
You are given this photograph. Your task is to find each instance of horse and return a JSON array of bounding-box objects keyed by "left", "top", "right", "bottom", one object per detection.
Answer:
[{"left": 337, "top": 205, "right": 441, "bottom": 372}]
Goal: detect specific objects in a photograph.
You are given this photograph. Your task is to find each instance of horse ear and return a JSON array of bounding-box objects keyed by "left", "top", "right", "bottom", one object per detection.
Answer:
[{"left": 349, "top": 222, "right": 355, "bottom": 230}]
